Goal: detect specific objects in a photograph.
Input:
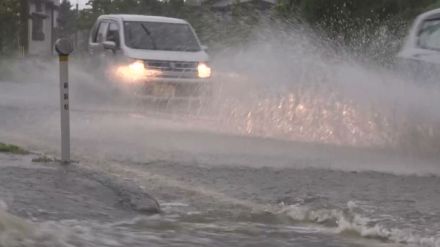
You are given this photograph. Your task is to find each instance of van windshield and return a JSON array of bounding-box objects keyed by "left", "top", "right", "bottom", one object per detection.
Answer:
[{"left": 123, "top": 21, "right": 201, "bottom": 52}]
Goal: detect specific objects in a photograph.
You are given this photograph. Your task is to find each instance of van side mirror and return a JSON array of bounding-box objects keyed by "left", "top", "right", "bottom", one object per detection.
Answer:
[{"left": 103, "top": 41, "right": 117, "bottom": 51}]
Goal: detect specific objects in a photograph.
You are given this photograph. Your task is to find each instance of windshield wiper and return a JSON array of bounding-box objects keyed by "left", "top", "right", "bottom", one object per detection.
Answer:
[{"left": 140, "top": 24, "right": 158, "bottom": 50}]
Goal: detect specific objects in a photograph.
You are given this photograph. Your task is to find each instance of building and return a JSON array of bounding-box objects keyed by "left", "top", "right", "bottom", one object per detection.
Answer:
[{"left": 21, "top": 0, "right": 60, "bottom": 56}]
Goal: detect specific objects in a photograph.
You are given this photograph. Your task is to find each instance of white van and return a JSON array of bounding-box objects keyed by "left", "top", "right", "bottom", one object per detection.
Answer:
[
  {"left": 88, "top": 15, "right": 212, "bottom": 99},
  {"left": 398, "top": 8, "right": 440, "bottom": 82}
]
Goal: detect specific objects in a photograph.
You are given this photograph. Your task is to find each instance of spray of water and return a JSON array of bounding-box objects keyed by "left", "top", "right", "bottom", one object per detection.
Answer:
[
  {"left": 1, "top": 16, "right": 439, "bottom": 158},
  {"left": 208, "top": 19, "right": 440, "bottom": 156},
  {"left": 1, "top": 17, "right": 440, "bottom": 247}
]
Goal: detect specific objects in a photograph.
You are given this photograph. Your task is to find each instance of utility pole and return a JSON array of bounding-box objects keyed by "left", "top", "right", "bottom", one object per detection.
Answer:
[
  {"left": 19, "top": 0, "right": 29, "bottom": 56},
  {"left": 75, "top": 2, "right": 79, "bottom": 49}
]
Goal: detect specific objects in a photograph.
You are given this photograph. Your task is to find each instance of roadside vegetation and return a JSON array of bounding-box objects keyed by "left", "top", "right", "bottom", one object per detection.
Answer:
[
  {"left": 73, "top": 0, "right": 440, "bottom": 57},
  {"left": 2, "top": 0, "right": 440, "bottom": 58},
  {"left": 0, "top": 142, "right": 55, "bottom": 161},
  {"left": 0, "top": 143, "right": 29, "bottom": 155}
]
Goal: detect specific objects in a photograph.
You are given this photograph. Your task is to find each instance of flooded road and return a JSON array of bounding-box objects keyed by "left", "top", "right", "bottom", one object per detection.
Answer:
[
  {"left": 1, "top": 25, "right": 440, "bottom": 246},
  {"left": 0, "top": 74, "right": 439, "bottom": 247}
]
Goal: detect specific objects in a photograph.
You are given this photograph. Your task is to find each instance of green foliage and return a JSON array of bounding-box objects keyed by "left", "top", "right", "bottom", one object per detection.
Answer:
[
  {"left": 77, "top": 0, "right": 269, "bottom": 52},
  {"left": 0, "top": 0, "right": 21, "bottom": 54},
  {"left": 278, "top": 0, "right": 437, "bottom": 22},
  {"left": 77, "top": 0, "right": 173, "bottom": 32},
  {"left": 274, "top": 0, "right": 440, "bottom": 62},
  {"left": 75, "top": 0, "right": 440, "bottom": 54},
  {"left": 0, "top": 143, "right": 29, "bottom": 155},
  {"left": 2, "top": 0, "right": 440, "bottom": 56},
  {"left": 428, "top": 0, "right": 440, "bottom": 9},
  {"left": 59, "top": 0, "right": 77, "bottom": 38},
  {"left": 276, "top": 0, "right": 438, "bottom": 39}
]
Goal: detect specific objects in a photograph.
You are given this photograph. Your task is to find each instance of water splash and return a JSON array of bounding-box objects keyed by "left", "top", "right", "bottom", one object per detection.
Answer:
[
  {"left": 279, "top": 201, "right": 440, "bottom": 247},
  {"left": 210, "top": 21, "right": 440, "bottom": 154}
]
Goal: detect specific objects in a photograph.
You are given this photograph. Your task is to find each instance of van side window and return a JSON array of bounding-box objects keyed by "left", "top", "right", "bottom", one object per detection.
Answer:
[
  {"left": 95, "top": 22, "right": 109, "bottom": 43},
  {"left": 419, "top": 19, "right": 440, "bottom": 50},
  {"left": 106, "top": 22, "right": 120, "bottom": 47}
]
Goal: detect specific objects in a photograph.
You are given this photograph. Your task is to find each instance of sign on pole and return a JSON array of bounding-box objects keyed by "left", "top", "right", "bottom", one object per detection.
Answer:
[{"left": 55, "top": 39, "right": 74, "bottom": 163}]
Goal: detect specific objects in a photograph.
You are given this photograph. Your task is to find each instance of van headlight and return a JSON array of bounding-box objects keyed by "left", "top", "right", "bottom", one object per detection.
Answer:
[
  {"left": 198, "top": 62, "right": 211, "bottom": 79},
  {"left": 114, "top": 60, "right": 161, "bottom": 83}
]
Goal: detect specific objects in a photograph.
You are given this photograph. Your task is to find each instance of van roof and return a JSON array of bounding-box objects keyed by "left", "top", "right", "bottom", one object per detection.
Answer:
[
  {"left": 417, "top": 8, "right": 440, "bottom": 21},
  {"left": 98, "top": 14, "right": 188, "bottom": 24}
]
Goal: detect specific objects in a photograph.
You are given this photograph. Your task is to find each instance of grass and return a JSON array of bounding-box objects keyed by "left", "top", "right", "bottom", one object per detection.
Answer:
[{"left": 0, "top": 143, "right": 29, "bottom": 155}]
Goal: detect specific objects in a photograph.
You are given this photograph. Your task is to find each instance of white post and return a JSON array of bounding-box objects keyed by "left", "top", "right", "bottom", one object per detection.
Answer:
[
  {"left": 55, "top": 39, "right": 74, "bottom": 164},
  {"left": 59, "top": 55, "right": 70, "bottom": 163}
]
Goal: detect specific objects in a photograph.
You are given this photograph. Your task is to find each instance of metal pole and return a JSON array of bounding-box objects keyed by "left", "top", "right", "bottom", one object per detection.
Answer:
[
  {"left": 19, "top": 0, "right": 29, "bottom": 56},
  {"left": 55, "top": 38, "right": 73, "bottom": 163},
  {"left": 59, "top": 54, "right": 70, "bottom": 163}
]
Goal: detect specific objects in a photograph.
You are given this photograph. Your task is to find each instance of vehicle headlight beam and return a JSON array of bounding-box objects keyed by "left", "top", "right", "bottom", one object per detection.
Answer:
[{"left": 198, "top": 62, "right": 211, "bottom": 79}]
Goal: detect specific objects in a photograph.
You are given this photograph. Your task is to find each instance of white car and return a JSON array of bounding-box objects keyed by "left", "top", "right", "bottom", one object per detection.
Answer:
[
  {"left": 88, "top": 14, "right": 212, "bottom": 99},
  {"left": 398, "top": 8, "right": 440, "bottom": 82}
]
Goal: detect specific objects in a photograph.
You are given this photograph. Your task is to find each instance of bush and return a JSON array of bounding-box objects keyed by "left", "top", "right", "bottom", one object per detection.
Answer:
[{"left": 0, "top": 143, "right": 28, "bottom": 155}]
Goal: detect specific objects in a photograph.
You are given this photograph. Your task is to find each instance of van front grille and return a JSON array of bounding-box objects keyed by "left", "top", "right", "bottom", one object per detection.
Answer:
[{"left": 144, "top": 60, "right": 199, "bottom": 78}]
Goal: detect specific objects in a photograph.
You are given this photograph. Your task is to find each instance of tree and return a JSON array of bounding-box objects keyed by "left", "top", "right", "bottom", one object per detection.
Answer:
[
  {"left": 73, "top": 0, "right": 440, "bottom": 56},
  {"left": 58, "top": 0, "right": 77, "bottom": 38},
  {"left": 275, "top": 0, "right": 438, "bottom": 48},
  {"left": 78, "top": 0, "right": 164, "bottom": 30},
  {"left": 0, "top": 0, "right": 21, "bottom": 54}
]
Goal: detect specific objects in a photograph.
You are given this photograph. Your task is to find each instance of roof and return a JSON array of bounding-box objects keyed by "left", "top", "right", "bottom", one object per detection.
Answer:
[
  {"left": 210, "top": 0, "right": 276, "bottom": 8},
  {"left": 28, "top": 0, "right": 60, "bottom": 7},
  {"left": 98, "top": 15, "right": 188, "bottom": 24}
]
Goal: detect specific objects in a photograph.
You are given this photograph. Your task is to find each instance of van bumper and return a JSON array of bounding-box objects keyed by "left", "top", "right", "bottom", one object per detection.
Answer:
[
  {"left": 141, "top": 77, "right": 212, "bottom": 99},
  {"left": 148, "top": 77, "right": 210, "bottom": 84}
]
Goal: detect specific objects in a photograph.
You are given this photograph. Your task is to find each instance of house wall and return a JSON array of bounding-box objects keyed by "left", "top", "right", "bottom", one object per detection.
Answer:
[{"left": 27, "top": 0, "right": 59, "bottom": 56}]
